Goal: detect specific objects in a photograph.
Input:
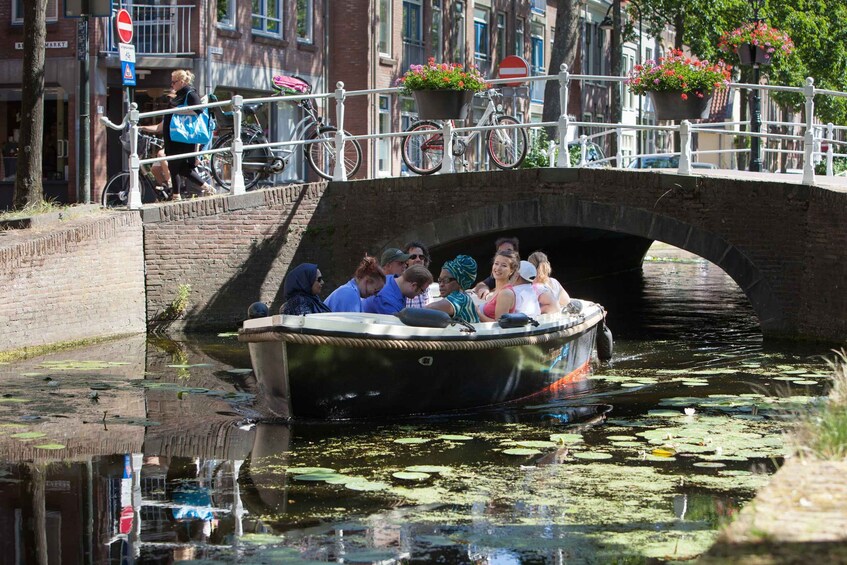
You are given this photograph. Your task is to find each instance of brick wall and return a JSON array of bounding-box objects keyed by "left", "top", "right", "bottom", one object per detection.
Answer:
[{"left": 0, "top": 212, "right": 146, "bottom": 352}]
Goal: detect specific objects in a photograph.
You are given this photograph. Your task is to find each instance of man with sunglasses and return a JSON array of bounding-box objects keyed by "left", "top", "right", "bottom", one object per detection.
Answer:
[
  {"left": 380, "top": 248, "right": 411, "bottom": 277},
  {"left": 403, "top": 241, "right": 433, "bottom": 308}
]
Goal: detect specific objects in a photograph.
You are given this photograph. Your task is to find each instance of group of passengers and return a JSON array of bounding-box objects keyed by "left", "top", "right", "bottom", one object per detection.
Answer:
[{"left": 279, "top": 237, "right": 570, "bottom": 324}]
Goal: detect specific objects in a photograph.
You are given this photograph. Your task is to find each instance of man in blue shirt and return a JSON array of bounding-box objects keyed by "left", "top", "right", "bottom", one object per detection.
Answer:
[{"left": 362, "top": 265, "right": 433, "bottom": 314}]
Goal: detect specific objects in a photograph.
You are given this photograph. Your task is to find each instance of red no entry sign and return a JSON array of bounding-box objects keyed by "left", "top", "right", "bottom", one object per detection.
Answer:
[
  {"left": 116, "top": 9, "right": 133, "bottom": 44},
  {"left": 497, "top": 55, "right": 530, "bottom": 87}
]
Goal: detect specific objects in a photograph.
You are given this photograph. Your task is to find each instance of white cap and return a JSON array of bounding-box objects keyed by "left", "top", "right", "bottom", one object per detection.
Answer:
[{"left": 519, "top": 260, "right": 537, "bottom": 281}]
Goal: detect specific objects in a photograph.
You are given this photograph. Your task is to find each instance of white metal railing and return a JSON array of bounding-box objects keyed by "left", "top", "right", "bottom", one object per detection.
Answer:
[
  {"left": 101, "top": 68, "right": 847, "bottom": 209},
  {"left": 102, "top": 4, "right": 195, "bottom": 56}
]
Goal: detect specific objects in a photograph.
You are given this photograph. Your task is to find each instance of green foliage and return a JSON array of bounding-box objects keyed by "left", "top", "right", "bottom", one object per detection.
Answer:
[
  {"left": 793, "top": 351, "right": 847, "bottom": 460},
  {"left": 158, "top": 284, "right": 192, "bottom": 321},
  {"left": 815, "top": 157, "right": 847, "bottom": 176},
  {"left": 521, "top": 129, "right": 551, "bottom": 168}
]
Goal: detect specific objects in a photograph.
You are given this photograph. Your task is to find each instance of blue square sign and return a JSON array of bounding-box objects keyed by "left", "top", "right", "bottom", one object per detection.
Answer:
[{"left": 122, "top": 61, "right": 136, "bottom": 86}]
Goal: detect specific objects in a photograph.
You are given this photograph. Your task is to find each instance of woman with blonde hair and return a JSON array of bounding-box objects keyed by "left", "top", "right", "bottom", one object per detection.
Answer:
[
  {"left": 140, "top": 69, "right": 213, "bottom": 200},
  {"left": 528, "top": 251, "right": 570, "bottom": 308}
]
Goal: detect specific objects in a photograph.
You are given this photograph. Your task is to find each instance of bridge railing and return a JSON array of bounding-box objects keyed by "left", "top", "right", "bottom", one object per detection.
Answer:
[{"left": 103, "top": 68, "right": 847, "bottom": 209}]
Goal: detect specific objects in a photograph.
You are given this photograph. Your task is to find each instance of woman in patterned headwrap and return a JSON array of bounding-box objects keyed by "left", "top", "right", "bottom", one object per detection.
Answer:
[{"left": 426, "top": 255, "right": 480, "bottom": 323}]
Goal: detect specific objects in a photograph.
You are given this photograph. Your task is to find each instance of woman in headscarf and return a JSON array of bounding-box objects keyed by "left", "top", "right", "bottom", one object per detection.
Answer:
[
  {"left": 280, "top": 263, "right": 331, "bottom": 315},
  {"left": 426, "top": 255, "right": 480, "bottom": 323}
]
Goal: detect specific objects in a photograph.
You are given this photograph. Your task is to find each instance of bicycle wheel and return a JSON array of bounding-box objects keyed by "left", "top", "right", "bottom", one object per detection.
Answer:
[
  {"left": 209, "top": 132, "right": 264, "bottom": 191},
  {"left": 102, "top": 172, "right": 130, "bottom": 207},
  {"left": 401, "top": 120, "right": 444, "bottom": 175},
  {"left": 486, "top": 115, "right": 527, "bottom": 170},
  {"left": 305, "top": 126, "right": 362, "bottom": 180}
]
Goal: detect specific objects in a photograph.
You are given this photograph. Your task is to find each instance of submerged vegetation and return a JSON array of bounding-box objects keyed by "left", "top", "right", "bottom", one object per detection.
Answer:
[{"left": 792, "top": 350, "right": 847, "bottom": 460}]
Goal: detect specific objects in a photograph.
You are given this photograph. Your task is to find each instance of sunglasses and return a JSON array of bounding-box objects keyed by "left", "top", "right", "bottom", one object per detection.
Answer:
[
  {"left": 437, "top": 277, "right": 456, "bottom": 285},
  {"left": 408, "top": 254, "right": 425, "bottom": 260}
]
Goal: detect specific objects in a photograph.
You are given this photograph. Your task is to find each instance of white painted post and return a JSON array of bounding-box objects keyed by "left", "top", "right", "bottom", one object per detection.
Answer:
[
  {"left": 826, "top": 122, "right": 834, "bottom": 177},
  {"left": 678, "top": 120, "right": 692, "bottom": 175},
  {"left": 802, "top": 77, "right": 816, "bottom": 186},
  {"left": 127, "top": 103, "right": 142, "bottom": 209},
  {"left": 615, "top": 126, "right": 623, "bottom": 168},
  {"left": 230, "top": 95, "right": 246, "bottom": 195},
  {"left": 547, "top": 140, "right": 556, "bottom": 167},
  {"left": 439, "top": 121, "right": 455, "bottom": 174},
  {"left": 579, "top": 135, "right": 588, "bottom": 167},
  {"left": 556, "top": 64, "right": 571, "bottom": 168},
  {"left": 333, "top": 81, "right": 348, "bottom": 181}
]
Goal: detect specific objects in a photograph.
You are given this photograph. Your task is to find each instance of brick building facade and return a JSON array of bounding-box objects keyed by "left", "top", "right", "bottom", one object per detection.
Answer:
[{"left": 0, "top": 1, "right": 644, "bottom": 208}]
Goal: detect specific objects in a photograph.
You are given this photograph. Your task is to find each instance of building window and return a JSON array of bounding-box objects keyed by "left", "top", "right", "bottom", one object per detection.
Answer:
[
  {"left": 530, "top": 22, "right": 545, "bottom": 103},
  {"left": 496, "top": 12, "right": 506, "bottom": 63},
  {"left": 378, "top": 0, "right": 392, "bottom": 56},
  {"left": 402, "top": 0, "right": 424, "bottom": 67},
  {"left": 431, "top": 1, "right": 443, "bottom": 63},
  {"left": 217, "top": 0, "right": 235, "bottom": 29},
  {"left": 452, "top": 2, "right": 466, "bottom": 65},
  {"left": 377, "top": 95, "right": 391, "bottom": 176},
  {"left": 624, "top": 53, "right": 635, "bottom": 109},
  {"left": 252, "top": 0, "right": 282, "bottom": 37},
  {"left": 515, "top": 17, "right": 525, "bottom": 57},
  {"left": 13, "top": 0, "right": 58, "bottom": 23},
  {"left": 296, "top": 0, "right": 313, "bottom": 43},
  {"left": 473, "top": 8, "right": 490, "bottom": 75}
]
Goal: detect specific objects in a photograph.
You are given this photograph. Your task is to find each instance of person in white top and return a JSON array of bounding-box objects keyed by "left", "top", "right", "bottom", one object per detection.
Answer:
[
  {"left": 514, "top": 261, "right": 557, "bottom": 315},
  {"left": 528, "top": 251, "right": 571, "bottom": 309}
]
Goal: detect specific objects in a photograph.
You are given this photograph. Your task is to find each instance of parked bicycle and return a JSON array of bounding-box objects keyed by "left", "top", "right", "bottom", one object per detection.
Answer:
[
  {"left": 401, "top": 89, "right": 528, "bottom": 175},
  {"left": 209, "top": 76, "right": 362, "bottom": 190},
  {"left": 102, "top": 132, "right": 172, "bottom": 207}
]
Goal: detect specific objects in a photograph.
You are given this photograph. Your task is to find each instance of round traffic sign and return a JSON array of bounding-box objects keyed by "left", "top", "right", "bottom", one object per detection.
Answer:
[
  {"left": 497, "top": 55, "right": 530, "bottom": 87},
  {"left": 116, "top": 9, "right": 133, "bottom": 44}
]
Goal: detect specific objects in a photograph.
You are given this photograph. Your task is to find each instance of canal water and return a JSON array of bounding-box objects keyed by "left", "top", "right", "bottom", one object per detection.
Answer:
[{"left": 0, "top": 244, "right": 834, "bottom": 564}]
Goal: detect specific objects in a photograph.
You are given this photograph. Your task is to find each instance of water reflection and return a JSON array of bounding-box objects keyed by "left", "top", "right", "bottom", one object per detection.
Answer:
[{"left": 0, "top": 245, "right": 835, "bottom": 563}]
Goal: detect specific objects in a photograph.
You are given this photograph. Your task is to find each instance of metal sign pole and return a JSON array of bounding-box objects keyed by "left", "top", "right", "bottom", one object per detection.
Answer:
[{"left": 78, "top": 16, "right": 91, "bottom": 204}]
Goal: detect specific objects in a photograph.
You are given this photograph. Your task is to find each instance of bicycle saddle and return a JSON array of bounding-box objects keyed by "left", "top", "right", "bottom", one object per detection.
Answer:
[{"left": 242, "top": 104, "right": 260, "bottom": 116}]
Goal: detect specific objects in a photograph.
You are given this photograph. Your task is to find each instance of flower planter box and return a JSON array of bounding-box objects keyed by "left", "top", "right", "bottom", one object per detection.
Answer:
[
  {"left": 738, "top": 43, "right": 773, "bottom": 66},
  {"left": 649, "top": 91, "right": 713, "bottom": 122},
  {"left": 412, "top": 90, "right": 475, "bottom": 120}
]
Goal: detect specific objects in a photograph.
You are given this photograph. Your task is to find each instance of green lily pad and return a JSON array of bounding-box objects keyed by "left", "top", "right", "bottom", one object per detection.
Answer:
[
  {"left": 791, "top": 380, "right": 819, "bottom": 385},
  {"left": 405, "top": 465, "right": 451, "bottom": 474},
  {"left": 393, "top": 437, "right": 430, "bottom": 444},
  {"left": 647, "top": 410, "right": 684, "bottom": 417},
  {"left": 10, "top": 432, "right": 46, "bottom": 440},
  {"left": 34, "top": 443, "right": 66, "bottom": 450},
  {"left": 286, "top": 467, "right": 336, "bottom": 475},
  {"left": 550, "top": 433, "right": 583, "bottom": 444},
  {"left": 513, "top": 440, "right": 557, "bottom": 449},
  {"left": 611, "top": 441, "right": 644, "bottom": 448},
  {"left": 680, "top": 381, "right": 710, "bottom": 386},
  {"left": 0, "top": 398, "right": 30, "bottom": 403},
  {"left": 502, "top": 448, "right": 542, "bottom": 456},
  {"left": 693, "top": 461, "right": 726, "bottom": 468},
  {"left": 344, "top": 480, "right": 389, "bottom": 491},
  {"left": 606, "top": 435, "right": 638, "bottom": 441},
  {"left": 294, "top": 473, "right": 341, "bottom": 482},
  {"left": 572, "top": 452, "right": 613, "bottom": 460},
  {"left": 392, "top": 471, "right": 430, "bottom": 480},
  {"left": 437, "top": 434, "right": 472, "bottom": 441}
]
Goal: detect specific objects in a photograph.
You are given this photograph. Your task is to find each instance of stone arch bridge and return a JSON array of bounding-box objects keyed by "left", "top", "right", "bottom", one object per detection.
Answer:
[{"left": 140, "top": 168, "right": 847, "bottom": 342}]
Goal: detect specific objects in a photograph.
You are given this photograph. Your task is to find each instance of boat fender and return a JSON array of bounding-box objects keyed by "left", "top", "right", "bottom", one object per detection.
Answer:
[
  {"left": 565, "top": 299, "right": 584, "bottom": 315},
  {"left": 596, "top": 317, "right": 614, "bottom": 361},
  {"left": 498, "top": 313, "right": 540, "bottom": 328},
  {"left": 247, "top": 302, "right": 270, "bottom": 319},
  {"left": 395, "top": 308, "right": 451, "bottom": 328}
]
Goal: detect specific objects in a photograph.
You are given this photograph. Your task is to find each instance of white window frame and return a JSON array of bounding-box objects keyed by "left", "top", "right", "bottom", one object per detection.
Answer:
[
  {"left": 296, "top": 0, "right": 314, "bottom": 44},
  {"left": 378, "top": 0, "right": 392, "bottom": 56},
  {"left": 377, "top": 95, "right": 392, "bottom": 177},
  {"left": 217, "top": 0, "right": 236, "bottom": 30},
  {"left": 252, "top": 0, "right": 283, "bottom": 38},
  {"left": 515, "top": 17, "right": 525, "bottom": 57},
  {"left": 496, "top": 12, "right": 506, "bottom": 63},
  {"left": 13, "top": 0, "right": 58, "bottom": 23},
  {"left": 431, "top": 1, "right": 443, "bottom": 63}
]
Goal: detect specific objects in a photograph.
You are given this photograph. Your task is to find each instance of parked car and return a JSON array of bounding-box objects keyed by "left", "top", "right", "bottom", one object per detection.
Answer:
[{"left": 628, "top": 155, "right": 717, "bottom": 169}]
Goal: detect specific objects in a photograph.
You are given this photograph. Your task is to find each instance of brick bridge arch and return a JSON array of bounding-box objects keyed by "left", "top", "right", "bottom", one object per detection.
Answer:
[
  {"left": 389, "top": 197, "right": 783, "bottom": 333},
  {"left": 141, "top": 168, "right": 847, "bottom": 341}
]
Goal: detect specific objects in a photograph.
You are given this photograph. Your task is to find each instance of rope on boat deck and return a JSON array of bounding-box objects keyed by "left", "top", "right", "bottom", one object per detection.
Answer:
[{"left": 240, "top": 313, "right": 599, "bottom": 351}]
